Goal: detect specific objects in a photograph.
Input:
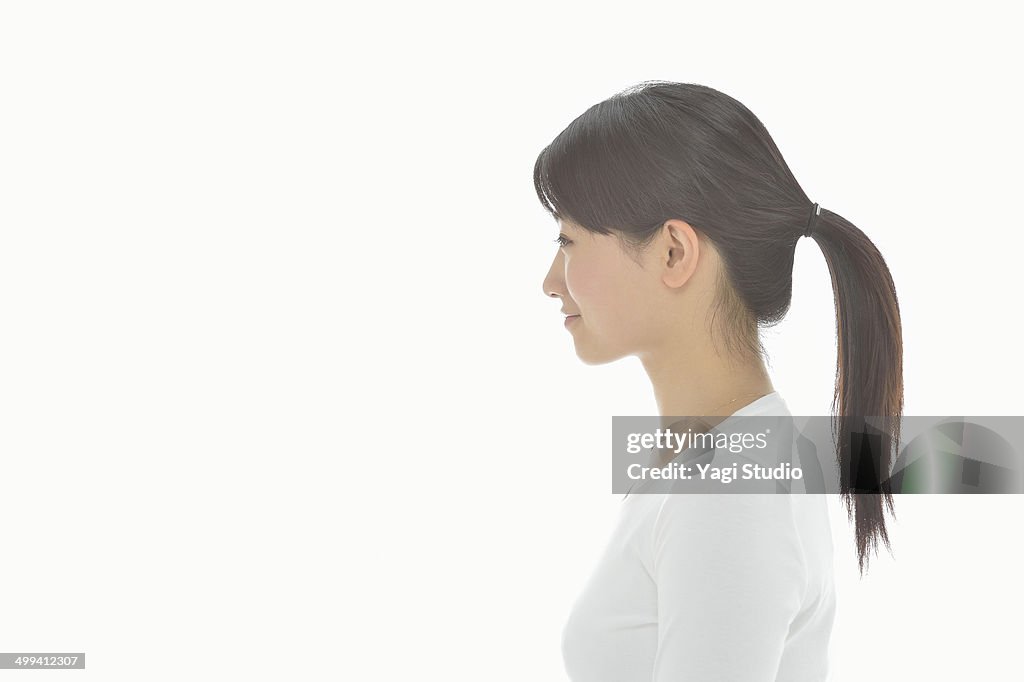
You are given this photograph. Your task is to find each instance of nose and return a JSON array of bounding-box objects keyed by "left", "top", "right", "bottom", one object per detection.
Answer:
[{"left": 542, "top": 249, "right": 565, "bottom": 300}]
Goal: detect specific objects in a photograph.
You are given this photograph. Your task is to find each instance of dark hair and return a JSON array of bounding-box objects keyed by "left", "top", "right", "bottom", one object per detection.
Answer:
[{"left": 533, "top": 81, "right": 903, "bottom": 575}]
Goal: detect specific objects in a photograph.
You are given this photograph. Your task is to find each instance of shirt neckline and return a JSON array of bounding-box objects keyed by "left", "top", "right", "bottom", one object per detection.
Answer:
[{"left": 622, "top": 391, "right": 787, "bottom": 501}]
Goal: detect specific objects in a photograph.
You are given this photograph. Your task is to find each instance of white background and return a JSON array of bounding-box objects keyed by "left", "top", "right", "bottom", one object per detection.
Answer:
[{"left": 1, "top": 1, "right": 1022, "bottom": 680}]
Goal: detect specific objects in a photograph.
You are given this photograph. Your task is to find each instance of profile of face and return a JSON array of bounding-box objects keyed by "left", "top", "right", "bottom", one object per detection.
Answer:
[{"left": 542, "top": 218, "right": 702, "bottom": 365}]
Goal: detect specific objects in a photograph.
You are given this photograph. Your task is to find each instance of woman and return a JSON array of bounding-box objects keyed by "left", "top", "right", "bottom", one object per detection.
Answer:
[{"left": 537, "top": 81, "right": 903, "bottom": 681}]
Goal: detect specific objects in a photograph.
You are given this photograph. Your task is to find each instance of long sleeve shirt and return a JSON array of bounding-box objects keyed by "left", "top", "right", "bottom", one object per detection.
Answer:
[{"left": 561, "top": 391, "right": 836, "bottom": 681}]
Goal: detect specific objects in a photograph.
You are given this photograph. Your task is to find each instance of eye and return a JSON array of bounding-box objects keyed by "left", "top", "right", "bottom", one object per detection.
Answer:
[{"left": 553, "top": 234, "right": 572, "bottom": 247}]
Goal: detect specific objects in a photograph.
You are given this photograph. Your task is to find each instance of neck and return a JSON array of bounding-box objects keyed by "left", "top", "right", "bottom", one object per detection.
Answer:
[{"left": 637, "top": 345, "right": 775, "bottom": 428}]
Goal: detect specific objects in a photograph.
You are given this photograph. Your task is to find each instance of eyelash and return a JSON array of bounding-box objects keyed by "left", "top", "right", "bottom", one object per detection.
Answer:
[{"left": 553, "top": 235, "right": 571, "bottom": 247}]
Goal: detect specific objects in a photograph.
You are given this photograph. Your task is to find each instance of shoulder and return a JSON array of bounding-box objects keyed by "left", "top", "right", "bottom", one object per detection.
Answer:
[
  {"left": 653, "top": 492, "right": 797, "bottom": 532},
  {"left": 651, "top": 494, "right": 806, "bottom": 580}
]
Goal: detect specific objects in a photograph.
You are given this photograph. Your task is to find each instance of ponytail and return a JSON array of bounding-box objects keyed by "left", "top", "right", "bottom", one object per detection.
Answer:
[{"left": 806, "top": 209, "right": 904, "bottom": 575}]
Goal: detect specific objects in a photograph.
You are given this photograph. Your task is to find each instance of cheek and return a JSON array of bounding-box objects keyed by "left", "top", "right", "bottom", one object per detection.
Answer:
[
  {"left": 563, "top": 256, "right": 608, "bottom": 308},
  {"left": 563, "top": 261, "right": 589, "bottom": 302},
  {"left": 565, "top": 255, "right": 637, "bottom": 320}
]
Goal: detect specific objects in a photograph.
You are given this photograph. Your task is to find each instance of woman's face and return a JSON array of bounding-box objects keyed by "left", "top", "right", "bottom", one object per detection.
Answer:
[{"left": 542, "top": 219, "right": 668, "bottom": 364}]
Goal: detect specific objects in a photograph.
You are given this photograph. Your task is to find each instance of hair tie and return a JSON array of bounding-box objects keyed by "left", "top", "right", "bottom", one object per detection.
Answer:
[{"left": 803, "top": 203, "right": 821, "bottom": 238}]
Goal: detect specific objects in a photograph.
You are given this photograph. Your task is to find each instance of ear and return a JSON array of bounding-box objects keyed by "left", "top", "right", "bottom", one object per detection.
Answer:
[{"left": 659, "top": 219, "right": 700, "bottom": 289}]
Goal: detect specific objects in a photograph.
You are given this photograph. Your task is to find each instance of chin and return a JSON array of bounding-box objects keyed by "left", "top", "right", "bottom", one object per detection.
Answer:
[{"left": 573, "top": 341, "right": 629, "bottom": 366}]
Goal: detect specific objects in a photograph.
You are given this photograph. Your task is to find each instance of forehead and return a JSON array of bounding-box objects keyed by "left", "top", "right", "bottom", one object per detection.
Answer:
[{"left": 557, "top": 217, "right": 584, "bottom": 231}]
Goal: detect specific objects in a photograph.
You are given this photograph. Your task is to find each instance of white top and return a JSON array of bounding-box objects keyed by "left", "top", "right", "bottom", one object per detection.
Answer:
[{"left": 561, "top": 391, "right": 836, "bottom": 681}]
